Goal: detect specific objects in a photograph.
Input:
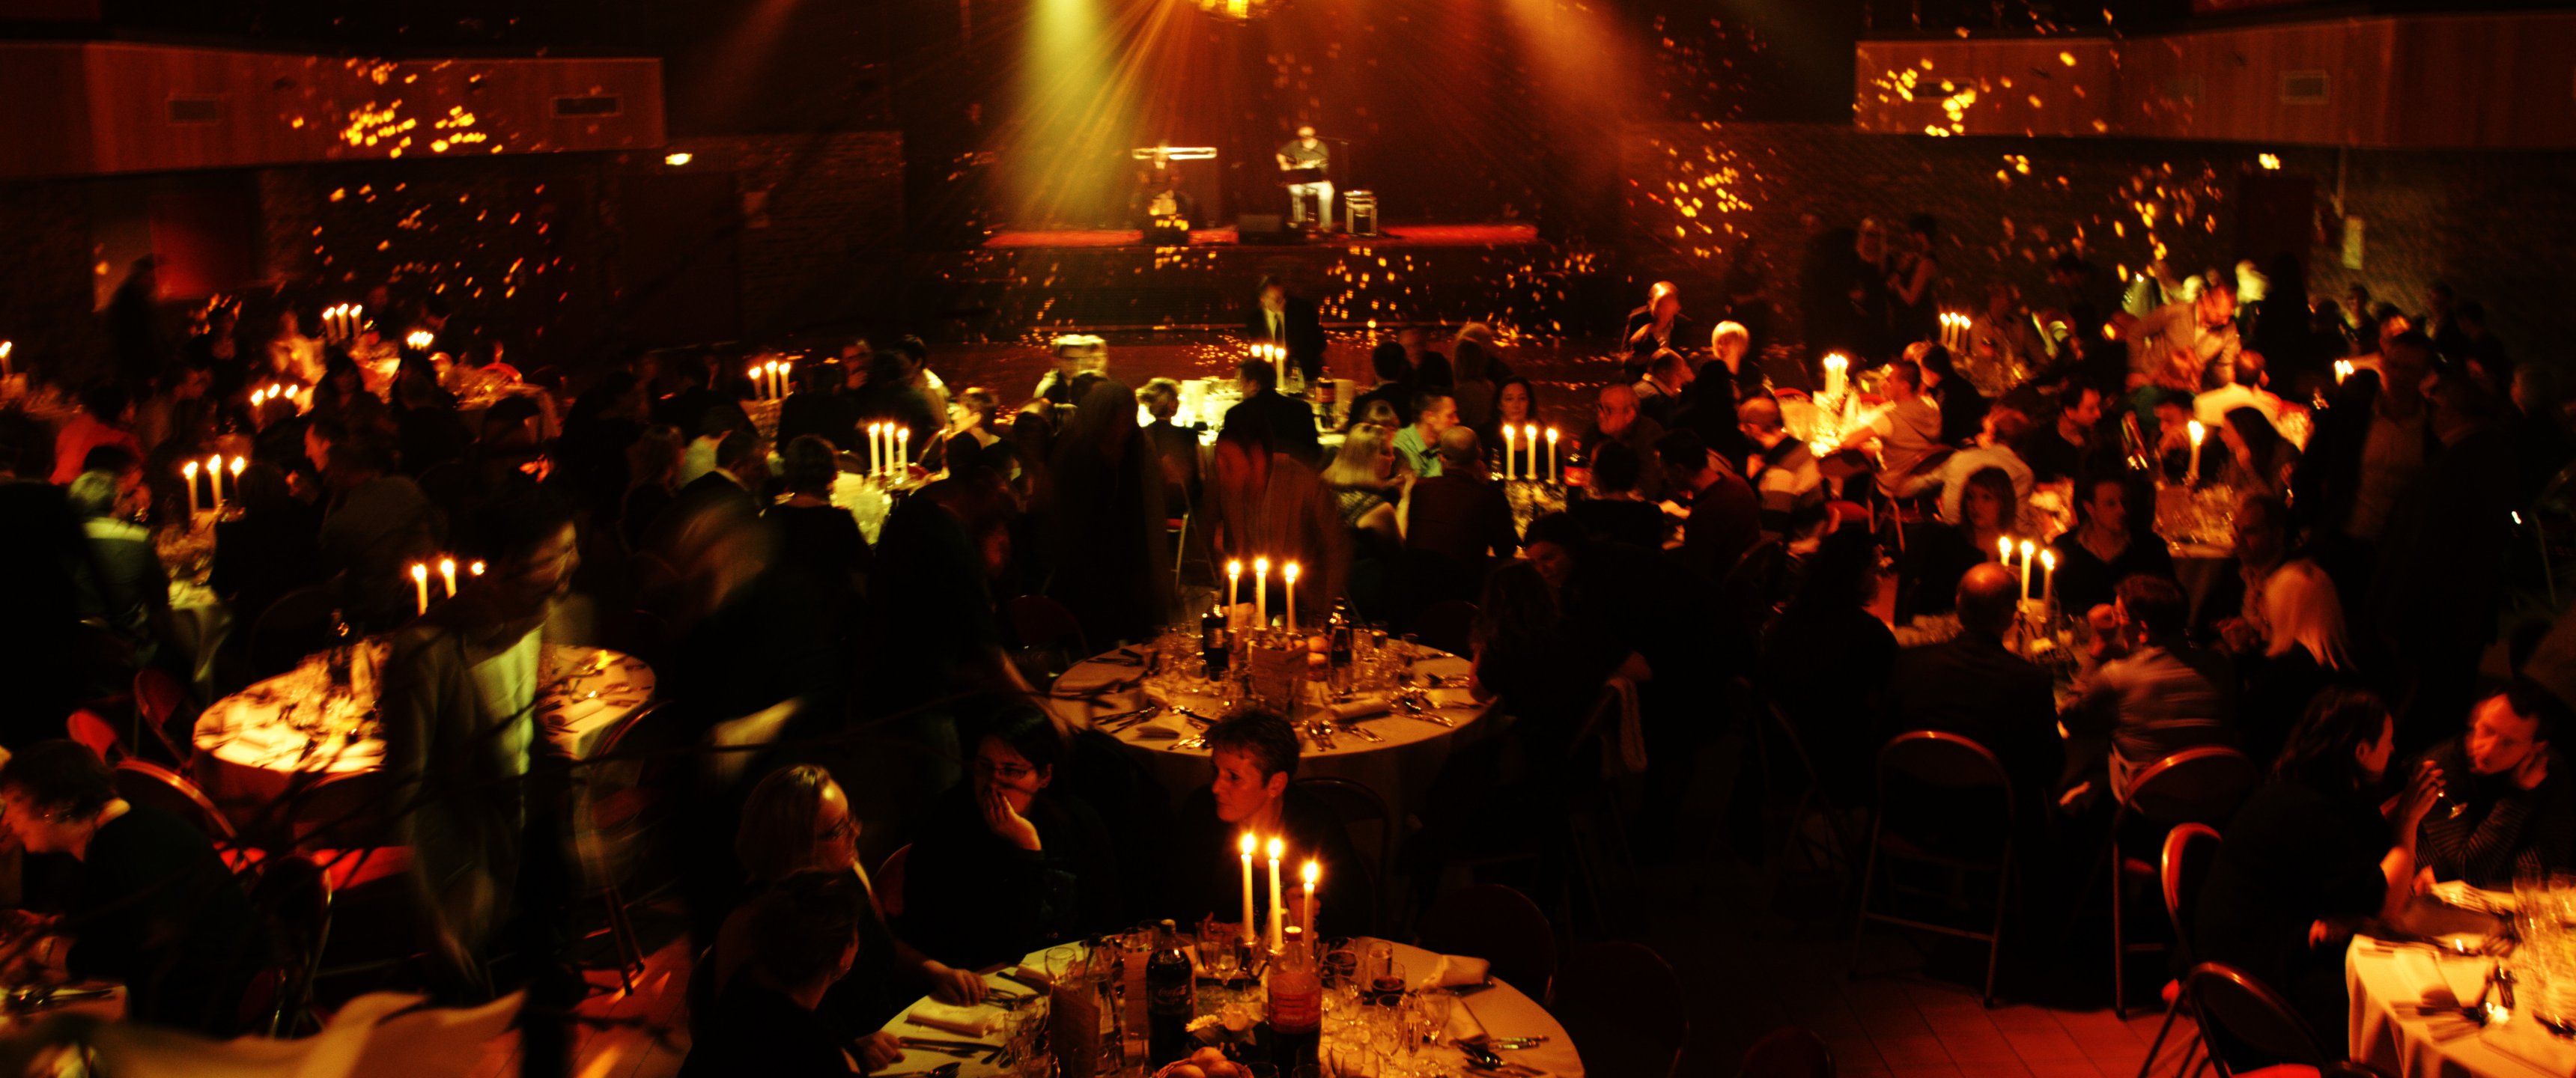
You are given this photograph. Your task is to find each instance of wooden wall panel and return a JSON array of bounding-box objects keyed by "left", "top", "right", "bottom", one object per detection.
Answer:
[
  {"left": 1854, "top": 39, "right": 2117, "bottom": 138},
  {"left": 0, "top": 43, "right": 664, "bottom": 179},
  {"left": 2387, "top": 14, "right": 2576, "bottom": 149},
  {"left": 2115, "top": 20, "right": 2392, "bottom": 146}
]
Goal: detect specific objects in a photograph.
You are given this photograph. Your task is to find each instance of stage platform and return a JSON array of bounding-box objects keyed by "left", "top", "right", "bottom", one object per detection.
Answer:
[
  {"left": 981, "top": 222, "right": 1540, "bottom": 249},
  {"left": 920, "top": 221, "right": 1616, "bottom": 337}
]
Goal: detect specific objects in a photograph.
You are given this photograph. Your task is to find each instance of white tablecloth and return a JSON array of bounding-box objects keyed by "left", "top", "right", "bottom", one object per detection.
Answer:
[
  {"left": 2347, "top": 939, "right": 2576, "bottom": 1078},
  {"left": 191, "top": 642, "right": 652, "bottom": 811},
  {"left": 875, "top": 939, "right": 1580, "bottom": 1078},
  {"left": 1044, "top": 650, "right": 1493, "bottom": 832}
]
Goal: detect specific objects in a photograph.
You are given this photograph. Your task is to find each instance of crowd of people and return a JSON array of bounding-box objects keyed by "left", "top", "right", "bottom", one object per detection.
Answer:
[{"left": 0, "top": 234, "right": 2566, "bottom": 1073}]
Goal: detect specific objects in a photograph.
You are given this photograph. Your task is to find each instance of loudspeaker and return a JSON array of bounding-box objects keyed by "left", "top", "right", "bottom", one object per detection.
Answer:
[{"left": 1236, "top": 213, "right": 1294, "bottom": 244}]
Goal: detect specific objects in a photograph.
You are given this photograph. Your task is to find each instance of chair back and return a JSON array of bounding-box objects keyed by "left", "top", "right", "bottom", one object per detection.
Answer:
[
  {"left": 2160, "top": 823, "right": 2223, "bottom": 966},
  {"left": 2123, "top": 747, "right": 2258, "bottom": 828},
  {"left": 247, "top": 585, "right": 343, "bottom": 680},
  {"left": 1006, "top": 594, "right": 1089, "bottom": 654},
  {"left": 270, "top": 768, "right": 401, "bottom": 852},
  {"left": 1287, "top": 777, "right": 1388, "bottom": 934},
  {"left": 1409, "top": 599, "right": 1479, "bottom": 657},
  {"left": 131, "top": 668, "right": 196, "bottom": 764},
  {"left": 1872, "top": 731, "right": 2015, "bottom": 860},
  {"left": 2184, "top": 962, "right": 2328, "bottom": 1075},
  {"left": 878, "top": 843, "right": 913, "bottom": 921},
  {"left": 67, "top": 710, "right": 126, "bottom": 763},
  {"left": 1737, "top": 1026, "right": 1835, "bottom": 1078},
  {"left": 1549, "top": 942, "right": 1687, "bottom": 1078},
  {"left": 112, "top": 759, "right": 242, "bottom": 844},
  {"left": 1416, "top": 883, "right": 1556, "bottom": 999},
  {"left": 1825, "top": 501, "right": 1872, "bottom": 534}
]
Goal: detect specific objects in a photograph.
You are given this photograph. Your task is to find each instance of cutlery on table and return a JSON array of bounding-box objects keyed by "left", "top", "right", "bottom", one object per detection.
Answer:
[{"left": 875, "top": 1064, "right": 965, "bottom": 1078}]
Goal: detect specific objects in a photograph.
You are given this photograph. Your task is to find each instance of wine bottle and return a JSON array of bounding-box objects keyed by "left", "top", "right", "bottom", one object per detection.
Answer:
[
  {"left": 1266, "top": 926, "right": 1321, "bottom": 1073},
  {"left": 1147, "top": 920, "right": 1196, "bottom": 1065},
  {"left": 1203, "top": 602, "right": 1230, "bottom": 678}
]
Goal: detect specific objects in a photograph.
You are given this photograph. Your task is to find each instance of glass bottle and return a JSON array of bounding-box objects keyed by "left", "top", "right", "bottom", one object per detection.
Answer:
[
  {"left": 1147, "top": 920, "right": 1196, "bottom": 1066},
  {"left": 1266, "top": 925, "right": 1321, "bottom": 1073},
  {"left": 1202, "top": 601, "right": 1230, "bottom": 680}
]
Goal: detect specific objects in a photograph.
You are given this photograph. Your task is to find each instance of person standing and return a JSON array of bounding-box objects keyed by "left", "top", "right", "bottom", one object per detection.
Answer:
[
  {"left": 1246, "top": 278, "right": 1327, "bottom": 388},
  {"left": 1275, "top": 126, "right": 1333, "bottom": 230}
]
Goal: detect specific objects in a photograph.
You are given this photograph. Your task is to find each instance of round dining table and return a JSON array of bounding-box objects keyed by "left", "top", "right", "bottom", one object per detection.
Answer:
[
  {"left": 1043, "top": 646, "right": 1494, "bottom": 832},
  {"left": 875, "top": 938, "right": 1582, "bottom": 1078},
  {"left": 190, "top": 639, "right": 654, "bottom": 813},
  {"left": 2345, "top": 896, "right": 2576, "bottom": 1078}
]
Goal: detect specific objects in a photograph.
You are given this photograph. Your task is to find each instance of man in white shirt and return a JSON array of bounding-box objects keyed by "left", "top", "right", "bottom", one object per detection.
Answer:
[
  {"left": 2126, "top": 281, "right": 2241, "bottom": 392},
  {"left": 1860, "top": 360, "right": 1946, "bottom": 496}
]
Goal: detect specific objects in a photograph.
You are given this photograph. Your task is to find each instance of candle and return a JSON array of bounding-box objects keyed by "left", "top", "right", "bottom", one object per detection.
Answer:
[
  {"left": 229, "top": 456, "right": 244, "bottom": 490},
  {"left": 897, "top": 427, "right": 910, "bottom": 472},
  {"left": 439, "top": 556, "right": 458, "bottom": 599},
  {"left": 1300, "top": 860, "right": 1319, "bottom": 934},
  {"left": 1239, "top": 833, "right": 1259, "bottom": 946},
  {"left": 470, "top": 561, "right": 486, "bottom": 576},
  {"left": 1254, "top": 557, "right": 1271, "bottom": 627},
  {"left": 2039, "top": 549, "right": 2057, "bottom": 610},
  {"left": 1227, "top": 558, "right": 1243, "bottom": 609},
  {"left": 1282, "top": 561, "right": 1300, "bottom": 635},
  {"left": 0, "top": 340, "right": 12, "bottom": 377},
  {"left": 2186, "top": 421, "right": 2205, "bottom": 486},
  {"left": 1998, "top": 535, "right": 2014, "bottom": 565},
  {"left": 1546, "top": 427, "right": 1560, "bottom": 483},
  {"left": 206, "top": 453, "right": 225, "bottom": 509},
  {"left": 1266, "top": 836, "right": 1285, "bottom": 954},
  {"left": 410, "top": 562, "right": 430, "bottom": 615},
  {"left": 2334, "top": 359, "right": 2354, "bottom": 385},
  {"left": 1823, "top": 354, "right": 1849, "bottom": 401},
  {"left": 183, "top": 461, "right": 200, "bottom": 516},
  {"left": 2018, "top": 540, "right": 2035, "bottom": 599},
  {"left": 747, "top": 364, "right": 764, "bottom": 401},
  {"left": 866, "top": 423, "right": 882, "bottom": 476},
  {"left": 1501, "top": 425, "right": 1516, "bottom": 481}
]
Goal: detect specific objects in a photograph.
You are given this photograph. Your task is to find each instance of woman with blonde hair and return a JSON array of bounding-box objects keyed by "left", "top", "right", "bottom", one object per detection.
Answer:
[
  {"left": 1319, "top": 422, "right": 1402, "bottom": 541},
  {"left": 700, "top": 765, "right": 988, "bottom": 1060}
]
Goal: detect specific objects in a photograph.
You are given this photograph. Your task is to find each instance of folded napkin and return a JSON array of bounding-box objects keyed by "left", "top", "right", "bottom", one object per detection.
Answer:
[
  {"left": 906, "top": 1003, "right": 1000, "bottom": 1038},
  {"left": 1008, "top": 966, "right": 1054, "bottom": 990},
  {"left": 1420, "top": 954, "right": 1490, "bottom": 988},
  {"left": 1129, "top": 722, "right": 1182, "bottom": 741},
  {"left": 1327, "top": 698, "right": 1390, "bottom": 721},
  {"left": 1426, "top": 688, "right": 1477, "bottom": 710},
  {"left": 1443, "top": 998, "right": 1489, "bottom": 1044}
]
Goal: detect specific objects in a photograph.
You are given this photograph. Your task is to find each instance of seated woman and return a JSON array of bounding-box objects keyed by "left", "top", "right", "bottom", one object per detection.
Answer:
[
  {"left": 684, "top": 871, "right": 871, "bottom": 1077},
  {"left": 1895, "top": 466, "right": 2014, "bottom": 621},
  {"left": 765, "top": 435, "right": 872, "bottom": 597},
  {"left": 1319, "top": 422, "right": 1402, "bottom": 543},
  {"left": 925, "top": 387, "right": 1007, "bottom": 478},
  {"left": 900, "top": 707, "right": 1120, "bottom": 971},
  {"left": 705, "top": 765, "right": 985, "bottom": 1056},
  {"left": 2217, "top": 405, "right": 2297, "bottom": 498},
  {"left": 1475, "top": 377, "right": 1541, "bottom": 467},
  {"left": 0, "top": 741, "right": 268, "bottom": 1036},
  {"left": 2194, "top": 688, "right": 2438, "bottom": 1050}
]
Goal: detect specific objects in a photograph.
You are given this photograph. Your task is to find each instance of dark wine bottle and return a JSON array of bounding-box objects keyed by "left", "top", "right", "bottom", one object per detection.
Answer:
[
  {"left": 1202, "top": 603, "right": 1230, "bottom": 678},
  {"left": 1147, "top": 920, "right": 1196, "bottom": 1065}
]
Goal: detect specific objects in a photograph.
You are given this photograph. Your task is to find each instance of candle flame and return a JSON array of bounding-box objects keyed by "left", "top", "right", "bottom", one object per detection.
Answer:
[
  {"left": 229, "top": 456, "right": 245, "bottom": 475},
  {"left": 2041, "top": 549, "right": 2057, "bottom": 570},
  {"left": 1301, "top": 860, "right": 1319, "bottom": 885},
  {"left": 1999, "top": 537, "right": 2014, "bottom": 562},
  {"left": 1240, "top": 832, "right": 1257, "bottom": 856},
  {"left": 2187, "top": 421, "right": 2205, "bottom": 445},
  {"left": 1266, "top": 837, "right": 1284, "bottom": 859},
  {"left": 1283, "top": 561, "right": 1300, "bottom": 582},
  {"left": 439, "top": 556, "right": 456, "bottom": 574},
  {"left": 470, "top": 561, "right": 487, "bottom": 576},
  {"left": 410, "top": 563, "right": 428, "bottom": 582},
  {"left": 183, "top": 461, "right": 198, "bottom": 476},
  {"left": 2018, "top": 540, "right": 2035, "bottom": 559},
  {"left": 1254, "top": 556, "right": 1270, "bottom": 576},
  {"left": 1546, "top": 427, "right": 1558, "bottom": 442},
  {"left": 1227, "top": 559, "right": 1242, "bottom": 576}
]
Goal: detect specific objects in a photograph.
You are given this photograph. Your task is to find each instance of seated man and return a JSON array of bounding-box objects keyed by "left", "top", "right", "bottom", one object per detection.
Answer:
[
  {"left": 1399, "top": 427, "right": 1517, "bottom": 567},
  {"left": 2063, "top": 574, "right": 2237, "bottom": 799},
  {"left": 1736, "top": 395, "right": 1820, "bottom": 537},
  {"left": 1632, "top": 348, "right": 1692, "bottom": 429},
  {"left": 683, "top": 871, "right": 872, "bottom": 1077},
  {"left": 1859, "top": 359, "right": 1946, "bottom": 497},
  {"left": 1655, "top": 428, "right": 1758, "bottom": 579},
  {"left": 1581, "top": 385, "right": 1666, "bottom": 500},
  {"left": 0, "top": 741, "right": 269, "bottom": 1036},
  {"left": 1389, "top": 390, "right": 1456, "bottom": 479},
  {"left": 2413, "top": 687, "right": 2570, "bottom": 889},
  {"left": 1886, "top": 564, "right": 2067, "bottom": 803},
  {"left": 1164, "top": 713, "right": 1366, "bottom": 937}
]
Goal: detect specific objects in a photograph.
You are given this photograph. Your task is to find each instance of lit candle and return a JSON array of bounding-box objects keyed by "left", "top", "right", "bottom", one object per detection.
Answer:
[
  {"left": 229, "top": 456, "right": 244, "bottom": 492},
  {"left": 1998, "top": 535, "right": 2014, "bottom": 565},
  {"left": 1521, "top": 424, "right": 1537, "bottom": 480},
  {"left": 183, "top": 461, "right": 200, "bottom": 516},
  {"left": 0, "top": 340, "right": 13, "bottom": 377},
  {"left": 1546, "top": 427, "right": 1560, "bottom": 483},
  {"left": 2186, "top": 420, "right": 2205, "bottom": 487},
  {"left": 410, "top": 562, "right": 430, "bottom": 616},
  {"left": 1254, "top": 556, "right": 1270, "bottom": 627},
  {"left": 2039, "top": 549, "right": 2058, "bottom": 610},
  {"left": 1823, "top": 354, "right": 1849, "bottom": 400},
  {"left": 1227, "top": 558, "right": 1243, "bottom": 609},
  {"left": 206, "top": 454, "right": 225, "bottom": 510},
  {"left": 1266, "top": 836, "right": 1285, "bottom": 954},
  {"left": 1282, "top": 561, "right": 1300, "bottom": 636},
  {"left": 1501, "top": 425, "right": 1516, "bottom": 481},
  {"left": 2018, "top": 540, "right": 2035, "bottom": 600},
  {"left": 470, "top": 560, "right": 486, "bottom": 577},
  {"left": 866, "top": 423, "right": 883, "bottom": 476},
  {"left": 747, "top": 364, "right": 764, "bottom": 401},
  {"left": 1239, "top": 833, "right": 1259, "bottom": 946},
  {"left": 896, "top": 427, "right": 910, "bottom": 473},
  {"left": 438, "top": 556, "right": 458, "bottom": 599},
  {"left": 2334, "top": 359, "right": 2354, "bottom": 385},
  {"left": 1300, "top": 860, "right": 1319, "bottom": 934}
]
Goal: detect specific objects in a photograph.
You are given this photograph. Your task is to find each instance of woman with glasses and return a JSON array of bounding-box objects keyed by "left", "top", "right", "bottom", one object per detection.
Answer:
[
  {"left": 902, "top": 704, "right": 1120, "bottom": 970},
  {"left": 699, "top": 765, "right": 988, "bottom": 1063}
]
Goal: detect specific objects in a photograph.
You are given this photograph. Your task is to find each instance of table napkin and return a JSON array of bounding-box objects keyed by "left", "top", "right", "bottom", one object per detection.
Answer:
[
  {"left": 1327, "top": 698, "right": 1391, "bottom": 721},
  {"left": 1421, "top": 954, "right": 1490, "bottom": 989},
  {"left": 1443, "top": 998, "right": 1489, "bottom": 1044},
  {"left": 907, "top": 1003, "right": 1000, "bottom": 1038}
]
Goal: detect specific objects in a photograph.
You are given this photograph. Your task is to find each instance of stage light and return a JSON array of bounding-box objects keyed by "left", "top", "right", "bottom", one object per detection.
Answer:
[
  {"left": 663, "top": 151, "right": 693, "bottom": 167},
  {"left": 2256, "top": 153, "right": 2281, "bottom": 171}
]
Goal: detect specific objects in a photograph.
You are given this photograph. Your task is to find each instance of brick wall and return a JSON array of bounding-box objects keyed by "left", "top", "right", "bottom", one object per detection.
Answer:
[
  {"left": 663, "top": 131, "right": 905, "bottom": 338},
  {"left": 1622, "top": 121, "right": 2576, "bottom": 358}
]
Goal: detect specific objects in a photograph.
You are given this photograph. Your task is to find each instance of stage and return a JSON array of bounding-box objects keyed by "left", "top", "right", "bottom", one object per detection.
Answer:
[{"left": 980, "top": 222, "right": 1541, "bottom": 249}]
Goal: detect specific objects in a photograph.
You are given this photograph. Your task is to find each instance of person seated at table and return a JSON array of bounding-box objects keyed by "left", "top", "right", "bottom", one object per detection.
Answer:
[
  {"left": 2063, "top": 574, "right": 2236, "bottom": 800},
  {"left": 901, "top": 706, "right": 1121, "bottom": 972},
  {"left": 1045, "top": 381, "right": 1173, "bottom": 650},
  {"left": 67, "top": 469, "right": 171, "bottom": 669},
  {"left": 50, "top": 383, "right": 143, "bottom": 487},
  {"left": 1736, "top": 396, "right": 1822, "bottom": 538},
  {"left": 1927, "top": 396, "right": 2035, "bottom": 529},
  {"left": 1632, "top": 348, "right": 1691, "bottom": 430},
  {"left": 2046, "top": 472, "right": 2173, "bottom": 621},
  {"left": 209, "top": 461, "right": 325, "bottom": 628},
  {"left": 1761, "top": 529, "right": 1895, "bottom": 804},
  {"left": 2214, "top": 493, "right": 2346, "bottom": 763},
  {"left": 1348, "top": 343, "right": 1416, "bottom": 439},
  {"left": 2410, "top": 686, "right": 2571, "bottom": 889},
  {"left": 1475, "top": 377, "right": 1540, "bottom": 471},
  {"left": 1653, "top": 428, "right": 1758, "bottom": 580},
  {"left": 1581, "top": 385, "right": 1665, "bottom": 500},
  {"left": 1391, "top": 390, "right": 1458, "bottom": 480},
  {"left": 682, "top": 871, "right": 873, "bottom": 1078},
  {"left": 706, "top": 766, "right": 985, "bottom": 1046},
  {"left": 1856, "top": 359, "right": 1946, "bottom": 497},
  {"left": 1219, "top": 359, "right": 1322, "bottom": 468},
  {"left": 1566, "top": 441, "right": 1665, "bottom": 549},
  {"left": 1398, "top": 427, "right": 1516, "bottom": 568},
  {"left": 1137, "top": 380, "right": 1201, "bottom": 511},
  {"left": 766, "top": 435, "right": 872, "bottom": 605},
  {"left": 319, "top": 432, "right": 443, "bottom": 632},
  {"left": 1164, "top": 712, "right": 1366, "bottom": 938},
  {"left": 1895, "top": 466, "right": 2014, "bottom": 622},
  {"left": 2215, "top": 405, "right": 2297, "bottom": 498},
  {"left": 380, "top": 483, "right": 578, "bottom": 999},
  {"left": 1916, "top": 344, "right": 1989, "bottom": 448},
  {"left": 1319, "top": 421, "right": 1402, "bottom": 546},
  {"left": 1201, "top": 426, "right": 1347, "bottom": 612},
  {"left": 2013, "top": 383, "right": 2106, "bottom": 484},
  {"left": 1886, "top": 564, "right": 2067, "bottom": 808},
  {"left": 0, "top": 740, "right": 270, "bottom": 1036},
  {"left": 2194, "top": 688, "right": 2437, "bottom": 1050}
]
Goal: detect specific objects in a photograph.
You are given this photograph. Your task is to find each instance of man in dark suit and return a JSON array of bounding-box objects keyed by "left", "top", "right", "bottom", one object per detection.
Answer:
[
  {"left": 651, "top": 427, "right": 768, "bottom": 552},
  {"left": 1218, "top": 358, "right": 1322, "bottom": 466},
  {"left": 1246, "top": 277, "right": 1326, "bottom": 387},
  {"left": 1886, "top": 561, "right": 2066, "bottom": 804}
]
